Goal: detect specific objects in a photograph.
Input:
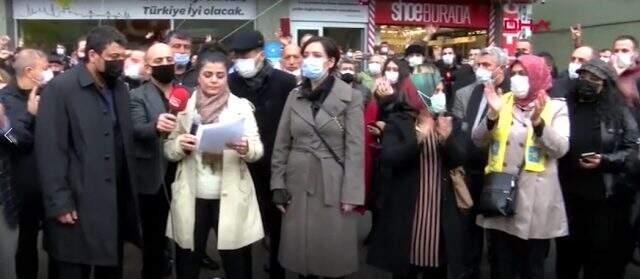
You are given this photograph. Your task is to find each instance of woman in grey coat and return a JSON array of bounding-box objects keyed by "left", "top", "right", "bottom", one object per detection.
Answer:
[{"left": 270, "top": 36, "right": 364, "bottom": 278}]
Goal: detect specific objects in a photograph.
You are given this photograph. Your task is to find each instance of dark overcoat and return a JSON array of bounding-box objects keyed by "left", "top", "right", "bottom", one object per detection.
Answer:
[{"left": 35, "top": 64, "right": 141, "bottom": 265}]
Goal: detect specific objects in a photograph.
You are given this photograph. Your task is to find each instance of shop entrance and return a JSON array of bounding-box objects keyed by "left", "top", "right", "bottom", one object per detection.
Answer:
[
  {"left": 292, "top": 22, "right": 366, "bottom": 52},
  {"left": 379, "top": 25, "right": 487, "bottom": 61}
]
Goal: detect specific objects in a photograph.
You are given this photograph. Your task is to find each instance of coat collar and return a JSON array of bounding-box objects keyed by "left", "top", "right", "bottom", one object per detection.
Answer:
[
  {"left": 77, "top": 63, "right": 97, "bottom": 88},
  {"left": 291, "top": 77, "right": 352, "bottom": 129}
]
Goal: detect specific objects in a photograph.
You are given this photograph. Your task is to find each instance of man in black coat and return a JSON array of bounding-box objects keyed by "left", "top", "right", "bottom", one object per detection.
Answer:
[
  {"left": 0, "top": 102, "right": 21, "bottom": 279},
  {"left": 129, "top": 42, "right": 177, "bottom": 279},
  {"left": 0, "top": 48, "right": 51, "bottom": 279},
  {"left": 228, "top": 31, "right": 297, "bottom": 279},
  {"left": 35, "top": 26, "right": 141, "bottom": 279}
]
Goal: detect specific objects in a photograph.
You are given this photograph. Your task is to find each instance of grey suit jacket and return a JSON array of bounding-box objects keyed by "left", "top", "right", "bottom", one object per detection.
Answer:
[
  {"left": 451, "top": 82, "right": 478, "bottom": 120},
  {"left": 129, "top": 82, "right": 171, "bottom": 194}
]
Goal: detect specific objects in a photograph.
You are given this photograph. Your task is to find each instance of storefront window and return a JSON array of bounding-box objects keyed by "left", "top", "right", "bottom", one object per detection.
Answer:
[
  {"left": 19, "top": 20, "right": 101, "bottom": 51},
  {"left": 18, "top": 19, "right": 171, "bottom": 52},
  {"left": 323, "top": 27, "right": 364, "bottom": 52},
  {"left": 380, "top": 25, "right": 486, "bottom": 57},
  {"left": 173, "top": 19, "right": 253, "bottom": 48}
]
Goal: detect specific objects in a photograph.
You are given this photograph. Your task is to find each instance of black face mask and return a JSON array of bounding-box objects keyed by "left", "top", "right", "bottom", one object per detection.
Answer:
[
  {"left": 576, "top": 79, "right": 601, "bottom": 102},
  {"left": 151, "top": 64, "right": 176, "bottom": 84},
  {"left": 100, "top": 59, "right": 124, "bottom": 88},
  {"left": 341, "top": 72, "right": 355, "bottom": 84}
]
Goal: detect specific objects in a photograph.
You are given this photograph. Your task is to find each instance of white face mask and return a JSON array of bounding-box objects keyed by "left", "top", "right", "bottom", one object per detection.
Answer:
[
  {"left": 510, "top": 75, "right": 530, "bottom": 99},
  {"left": 124, "top": 64, "right": 142, "bottom": 80},
  {"left": 380, "top": 47, "right": 389, "bottom": 54},
  {"left": 442, "top": 54, "right": 455, "bottom": 65},
  {"left": 40, "top": 69, "right": 54, "bottom": 85},
  {"left": 475, "top": 67, "right": 493, "bottom": 83},
  {"left": 600, "top": 57, "right": 610, "bottom": 63},
  {"left": 427, "top": 92, "right": 447, "bottom": 114},
  {"left": 287, "top": 68, "right": 301, "bottom": 77},
  {"left": 385, "top": 71, "right": 399, "bottom": 84},
  {"left": 368, "top": 63, "right": 382, "bottom": 75},
  {"left": 568, "top": 62, "right": 582, "bottom": 79},
  {"left": 56, "top": 47, "right": 65, "bottom": 56},
  {"left": 615, "top": 53, "right": 634, "bottom": 69},
  {"left": 235, "top": 58, "right": 259, "bottom": 78},
  {"left": 408, "top": 56, "right": 424, "bottom": 67}
]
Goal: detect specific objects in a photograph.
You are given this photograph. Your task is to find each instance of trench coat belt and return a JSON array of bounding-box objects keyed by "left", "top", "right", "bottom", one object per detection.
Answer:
[{"left": 291, "top": 144, "right": 344, "bottom": 205}]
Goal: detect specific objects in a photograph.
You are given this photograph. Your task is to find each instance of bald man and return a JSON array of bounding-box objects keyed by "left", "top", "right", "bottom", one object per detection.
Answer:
[
  {"left": 129, "top": 42, "right": 178, "bottom": 279},
  {"left": 280, "top": 44, "right": 302, "bottom": 80},
  {"left": 549, "top": 46, "right": 595, "bottom": 98}
]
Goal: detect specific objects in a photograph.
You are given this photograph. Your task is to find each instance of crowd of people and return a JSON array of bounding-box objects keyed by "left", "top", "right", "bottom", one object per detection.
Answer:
[{"left": 0, "top": 22, "right": 639, "bottom": 279}]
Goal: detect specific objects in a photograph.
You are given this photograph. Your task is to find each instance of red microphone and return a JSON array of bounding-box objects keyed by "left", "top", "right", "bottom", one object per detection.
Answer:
[{"left": 168, "top": 85, "right": 190, "bottom": 114}]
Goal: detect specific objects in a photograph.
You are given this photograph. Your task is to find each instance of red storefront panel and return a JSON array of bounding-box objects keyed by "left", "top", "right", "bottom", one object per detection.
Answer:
[{"left": 375, "top": 0, "right": 491, "bottom": 29}]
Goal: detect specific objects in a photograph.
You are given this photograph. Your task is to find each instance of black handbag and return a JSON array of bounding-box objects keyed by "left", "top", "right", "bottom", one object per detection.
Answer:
[{"left": 478, "top": 172, "right": 519, "bottom": 217}]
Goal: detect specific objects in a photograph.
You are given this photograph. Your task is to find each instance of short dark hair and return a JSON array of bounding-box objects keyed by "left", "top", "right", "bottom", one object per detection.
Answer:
[
  {"left": 600, "top": 48, "right": 611, "bottom": 53},
  {"left": 195, "top": 50, "right": 231, "bottom": 74},
  {"left": 165, "top": 30, "right": 192, "bottom": 43},
  {"left": 614, "top": 35, "right": 638, "bottom": 49},
  {"left": 85, "top": 26, "right": 127, "bottom": 59},
  {"left": 301, "top": 36, "right": 341, "bottom": 73}
]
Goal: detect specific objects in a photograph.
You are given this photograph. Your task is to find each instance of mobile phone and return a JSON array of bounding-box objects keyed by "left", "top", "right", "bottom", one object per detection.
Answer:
[
  {"left": 580, "top": 152, "right": 596, "bottom": 158},
  {"left": 280, "top": 17, "right": 291, "bottom": 37}
]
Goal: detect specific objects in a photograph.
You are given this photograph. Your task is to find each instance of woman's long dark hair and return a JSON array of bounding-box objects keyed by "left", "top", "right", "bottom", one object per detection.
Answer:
[
  {"left": 378, "top": 58, "right": 415, "bottom": 118},
  {"left": 382, "top": 57, "right": 410, "bottom": 93}
]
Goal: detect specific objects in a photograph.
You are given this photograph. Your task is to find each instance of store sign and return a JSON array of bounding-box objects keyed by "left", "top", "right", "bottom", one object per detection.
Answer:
[
  {"left": 375, "top": 0, "right": 490, "bottom": 29},
  {"left": 289, "top": 0, "right": 368, "bottom": 23},
  {"left": 501, "top": 3, "right": 533, "bottom": 59},
  {"left": 13, "top": 0, "right": 256, "bottom": 20}
]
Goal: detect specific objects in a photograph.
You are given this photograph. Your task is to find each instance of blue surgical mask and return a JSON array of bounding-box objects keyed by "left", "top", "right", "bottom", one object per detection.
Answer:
[
  {"left": 301, "top": 57, "right": 326, "bottom": 80},
  {"left": 174, "top": 53, "right": 190, "bottom": 66}
]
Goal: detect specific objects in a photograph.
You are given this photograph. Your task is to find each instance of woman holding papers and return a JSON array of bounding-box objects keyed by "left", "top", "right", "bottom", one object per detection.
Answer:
[
  {"left": 164, "top": 50, "right": 264, "bottom": 279},
  {"left": 271, "top": 36, "right": 365, "bottom": 278}
]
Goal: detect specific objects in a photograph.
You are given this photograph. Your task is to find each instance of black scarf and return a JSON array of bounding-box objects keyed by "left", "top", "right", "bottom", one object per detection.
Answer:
[
  {"left": 300, "top": 75, "right": 336, "bottom": 117},
  {"left": 244, "top": 61, "right": 274, "bottom": 92}
]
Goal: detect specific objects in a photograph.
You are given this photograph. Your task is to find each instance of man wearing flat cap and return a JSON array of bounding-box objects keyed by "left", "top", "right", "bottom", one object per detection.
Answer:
[{"left": 227, "top": 30, "right": 297, "bottom": 279}]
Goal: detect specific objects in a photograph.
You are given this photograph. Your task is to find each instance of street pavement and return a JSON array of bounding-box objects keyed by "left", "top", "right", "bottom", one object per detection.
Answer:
[{"left": 34, "top": 212, "right": 640, "bottom": 278}]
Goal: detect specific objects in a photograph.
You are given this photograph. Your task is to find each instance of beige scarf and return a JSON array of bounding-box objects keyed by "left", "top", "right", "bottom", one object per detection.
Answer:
[{"left": 196, "top": 87, "right": 230, "bottom": 164}]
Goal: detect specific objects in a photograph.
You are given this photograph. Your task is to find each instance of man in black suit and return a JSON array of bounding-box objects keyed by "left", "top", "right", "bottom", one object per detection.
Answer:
[
  {"left": 129, "top": 42, "right": 177, "bottom": 279},
  {"left": 452, "top": 46, "right": 510, "bottom": 279},
  {"left": 35, "top": 26, "right": 141, "bottom": 279},
  {"left": 228, "top": 31, "right": 297, "bottom": 279}
]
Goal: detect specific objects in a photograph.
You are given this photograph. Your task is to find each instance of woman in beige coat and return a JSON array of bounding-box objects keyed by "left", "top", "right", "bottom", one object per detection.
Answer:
[
  {"left": 271, "top": 36, "right": 364, "bottom": 278},
  {"left": 472, "top": 55, "right": 569, "bottom": 279},
  {"left": 164, "top": 52, "right": 264, "bottom": 279}
]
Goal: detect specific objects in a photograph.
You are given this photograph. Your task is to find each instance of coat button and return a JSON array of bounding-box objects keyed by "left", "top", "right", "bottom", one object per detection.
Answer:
[
  {"left": 519, "top": 142, "right": 525, "bottom": 148},
  {"left": 105, "top": 177, "right": 112, "bottom": 183},
  {"left": 506, "top": 140, "right": 510, "bottom": 146},
  {"left": 503, "top": 162, "right": 508, "bottom": 167},
  {"left": 104, "top": 131, "right": 110, "bottom": 136},
  {"left": 103, "top": 110, "right": 108, "bottom": 115},
  {"left": 104, "top": 154, "right": 110, "bottom": 160}
]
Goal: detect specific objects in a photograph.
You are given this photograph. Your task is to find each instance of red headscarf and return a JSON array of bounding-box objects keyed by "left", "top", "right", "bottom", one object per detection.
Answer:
[{"left": 513, "top": 54, "right": 552, "bottom": 108}]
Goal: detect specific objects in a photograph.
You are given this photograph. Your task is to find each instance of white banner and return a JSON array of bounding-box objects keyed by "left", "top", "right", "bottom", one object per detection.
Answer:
[
  {"left": 289, "top": 0, "right": 368, "bottom": 23},
  {"left": 13, "top": 0, "right": 257, "bottom": 20}
]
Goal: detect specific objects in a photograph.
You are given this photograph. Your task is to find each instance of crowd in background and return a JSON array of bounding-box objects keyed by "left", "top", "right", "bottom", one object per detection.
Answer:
[{"left": 0, "top": 22, "right": 639, "bottom": 279}]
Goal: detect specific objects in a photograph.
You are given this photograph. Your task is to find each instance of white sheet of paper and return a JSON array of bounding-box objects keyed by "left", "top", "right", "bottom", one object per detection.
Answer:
[{"left": 196, "top": 117, "right": 245, "bottom": 154}]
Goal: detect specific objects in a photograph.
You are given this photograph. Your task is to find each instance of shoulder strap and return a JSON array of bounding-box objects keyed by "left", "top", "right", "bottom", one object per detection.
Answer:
[{"left": 310, "top": 100, "right": 345, "bottom": 168}]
